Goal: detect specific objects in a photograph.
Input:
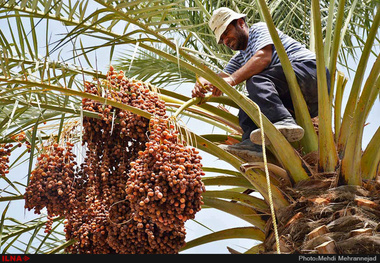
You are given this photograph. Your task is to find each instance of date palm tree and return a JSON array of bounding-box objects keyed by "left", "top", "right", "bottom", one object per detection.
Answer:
[{"left": 0, "top": 0, "right": 379, "bottom": 254}]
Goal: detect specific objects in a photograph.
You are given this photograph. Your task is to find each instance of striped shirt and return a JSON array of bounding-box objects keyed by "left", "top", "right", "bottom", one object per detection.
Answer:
[{"left": 224, "top": 22, "right": 315, "bottom": 75}]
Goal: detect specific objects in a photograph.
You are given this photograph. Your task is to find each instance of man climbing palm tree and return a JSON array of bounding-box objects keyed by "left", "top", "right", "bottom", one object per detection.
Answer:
[{"left": 192, "top": 7, "right": 330, "bottom": 161}]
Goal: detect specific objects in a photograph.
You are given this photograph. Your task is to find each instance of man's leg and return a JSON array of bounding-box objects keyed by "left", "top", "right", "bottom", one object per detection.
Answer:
[
  {"left": 238, "top": 109, "right": 257, "bottom": 141},
  {"left": 220, "top": 75, "right": 282, "bottom": 161},
  {"left": 291, "top": 60, "right": 330, "bottom": 118},
  {"left": 223, "top": 60, "right": 326, "bottom": 157},
  {"left": 273, "top": 60, "right": 330, "bottom": 119},
  {"left": 239, "top": 73, "right": 293, "bottom": 140},
  {"left": 247, "top": 60, "right": 330, "bottom": 144},
  {"left": 240, "top": 69, "right": 304, "bottom": 144}
]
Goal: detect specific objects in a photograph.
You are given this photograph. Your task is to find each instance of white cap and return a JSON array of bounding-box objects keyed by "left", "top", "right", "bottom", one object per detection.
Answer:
[{"left": 208, "top": 7, "right": 246, "bottom": 44}]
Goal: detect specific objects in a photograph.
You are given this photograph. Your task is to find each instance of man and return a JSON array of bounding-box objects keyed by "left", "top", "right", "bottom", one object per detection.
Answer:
[{"left": 192, "top": 7, "right": 330, "bottom": 161}]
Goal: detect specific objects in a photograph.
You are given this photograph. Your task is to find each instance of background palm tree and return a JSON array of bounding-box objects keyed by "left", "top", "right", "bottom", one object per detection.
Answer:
[{"left": 0, "top": 0, "right": 379, "bottom": 253}]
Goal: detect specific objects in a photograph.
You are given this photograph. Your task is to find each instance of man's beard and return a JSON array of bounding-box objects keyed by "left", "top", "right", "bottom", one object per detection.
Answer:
[{"left": 229, "top": 28, "right": 248, "bottom": 51}]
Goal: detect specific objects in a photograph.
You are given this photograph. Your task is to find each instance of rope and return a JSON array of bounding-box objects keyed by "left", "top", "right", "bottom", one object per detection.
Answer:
[{"left": 256, "top": 104, "right": 281, "bottom": 254}]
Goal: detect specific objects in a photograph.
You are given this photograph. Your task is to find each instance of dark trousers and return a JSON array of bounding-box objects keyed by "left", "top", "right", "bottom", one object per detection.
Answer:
[{"left": 239, "top": 60, "right": 330, "bottom": 140}]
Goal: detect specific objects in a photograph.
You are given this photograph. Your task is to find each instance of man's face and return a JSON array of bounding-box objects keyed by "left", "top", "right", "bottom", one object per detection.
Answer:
[{"left": 220, "top": 19, "right": 248, "bottom": 51}]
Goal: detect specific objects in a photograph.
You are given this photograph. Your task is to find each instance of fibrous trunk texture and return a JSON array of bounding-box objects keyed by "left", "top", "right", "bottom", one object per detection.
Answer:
[{"left": 265, "top": 175, "right": 380, "bottom": 253}]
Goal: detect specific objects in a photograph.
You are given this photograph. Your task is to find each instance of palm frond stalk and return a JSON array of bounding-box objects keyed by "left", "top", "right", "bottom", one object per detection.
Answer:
[
  {"left": 311, "top": 0, "right": 338, "bottom": 172},
  {"left": 337, "top": 7, "right": 380, "bottom": 155}
]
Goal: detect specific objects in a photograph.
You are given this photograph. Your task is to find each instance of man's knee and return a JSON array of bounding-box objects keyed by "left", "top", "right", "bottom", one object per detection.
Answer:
[{"left": 246, "top": 74, "right": 279, "bottom": 99}]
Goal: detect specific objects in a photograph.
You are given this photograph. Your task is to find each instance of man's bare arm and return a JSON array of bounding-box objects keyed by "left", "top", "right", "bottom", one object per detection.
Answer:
[
  {"left": 224, "top": 45, "right": 273, "bottom": 86},
  {"left": 192, "top": 45, "right": 272, "bottom": 97}
]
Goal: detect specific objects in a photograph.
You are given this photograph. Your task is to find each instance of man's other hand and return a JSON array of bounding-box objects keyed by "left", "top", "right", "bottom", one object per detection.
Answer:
[
  {"left": 192, "top": 76, "right": 211, "bottom": 98},
  {"left": 192, "top": 76, "right": 223, "bottom": 98},
  {"left": 211, "top": 86, "right": 223, "bottom": 97}
]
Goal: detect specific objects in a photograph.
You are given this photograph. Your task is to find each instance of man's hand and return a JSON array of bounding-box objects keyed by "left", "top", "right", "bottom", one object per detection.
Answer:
[
  {"left": 192, "top": 76, "right": 212, "bottom": 98},
  {"left": 211, "top": 86, "right": 223, "bottom": 97},
  {"left": 208, "top": 76, "right": 234, "bottom": 97},
  {"left": 192, "top": 76, "right": 224, "bottom": 98}
]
